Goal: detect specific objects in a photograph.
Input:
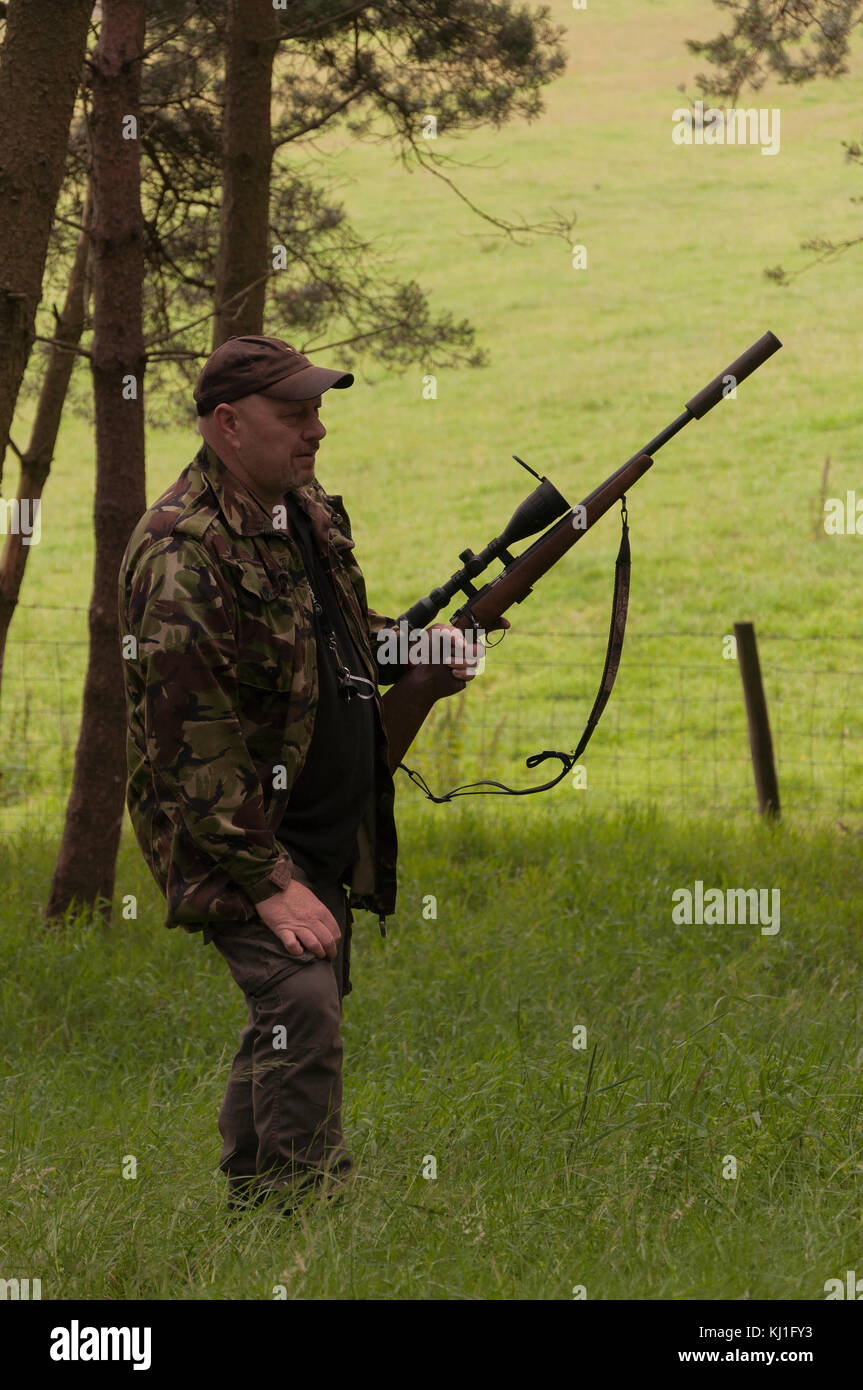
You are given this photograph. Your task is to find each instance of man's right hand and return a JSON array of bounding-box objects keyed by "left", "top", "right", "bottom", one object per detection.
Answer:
[{"left": 255, "top": 878, "right": 341, "bottom": 960}]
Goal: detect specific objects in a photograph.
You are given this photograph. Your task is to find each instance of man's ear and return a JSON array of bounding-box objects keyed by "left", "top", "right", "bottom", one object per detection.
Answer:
[{"left": 213, "top": 402, "right": 239, "bottom": 442}]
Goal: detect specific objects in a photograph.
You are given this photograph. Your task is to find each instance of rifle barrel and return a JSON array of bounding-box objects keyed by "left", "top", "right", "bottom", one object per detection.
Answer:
[
  {"left": 634, "top": 409, "right": 692, "bottom": 462},
  {"left": 625, "top": 331, "right": 783, "bottom": 464}
]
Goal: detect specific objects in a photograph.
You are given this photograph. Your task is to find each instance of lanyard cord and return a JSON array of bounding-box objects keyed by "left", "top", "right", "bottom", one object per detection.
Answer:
[
  {"left": 286, "top": 494, "right": 377, "bottom": 703},
  {"left": 307, "top": 580, "right": 376, "bottom": 702}
]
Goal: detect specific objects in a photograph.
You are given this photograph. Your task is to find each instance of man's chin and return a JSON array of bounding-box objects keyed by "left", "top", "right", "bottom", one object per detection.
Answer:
[{"left": 283, "top": 461, "right": 315, "bottom": 490}]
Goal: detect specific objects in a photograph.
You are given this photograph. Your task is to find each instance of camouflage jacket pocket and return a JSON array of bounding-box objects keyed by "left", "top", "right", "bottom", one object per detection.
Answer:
[{"left": 229, "top": 558, "right": 306, "bottom": 692}]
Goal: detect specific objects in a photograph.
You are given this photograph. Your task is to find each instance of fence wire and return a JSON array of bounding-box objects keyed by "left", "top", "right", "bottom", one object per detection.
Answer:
[{"left": 0, "top": 608, "right": 860, "bottom": 828}]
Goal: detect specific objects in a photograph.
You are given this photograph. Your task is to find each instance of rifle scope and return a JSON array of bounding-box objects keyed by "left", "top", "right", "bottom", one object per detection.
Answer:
[{"left": 396, "top": 472, "right": 571, "bottom": 629}]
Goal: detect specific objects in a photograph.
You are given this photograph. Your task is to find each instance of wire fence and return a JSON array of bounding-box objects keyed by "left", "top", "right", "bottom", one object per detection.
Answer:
[
  {"left": 0, "top": 607, "right": 860, "bottom": 829},
  {"left": 391, "top": 629, "right": 863, "bottom": 825}
]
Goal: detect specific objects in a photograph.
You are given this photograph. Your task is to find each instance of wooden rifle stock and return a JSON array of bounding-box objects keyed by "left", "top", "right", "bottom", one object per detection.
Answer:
[{"left": 381, "top": 451, "right": 654, "bottom": 771}]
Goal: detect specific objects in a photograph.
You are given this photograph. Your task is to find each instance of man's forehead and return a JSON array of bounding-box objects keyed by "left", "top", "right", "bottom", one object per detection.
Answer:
[{"left": 260, "top": 392, "right": 323, "bottom": 409}]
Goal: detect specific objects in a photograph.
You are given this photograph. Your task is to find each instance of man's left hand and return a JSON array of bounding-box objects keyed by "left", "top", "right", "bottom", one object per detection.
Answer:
[{"left": 426, "top": 620, "right": 509, "bottom": 681}]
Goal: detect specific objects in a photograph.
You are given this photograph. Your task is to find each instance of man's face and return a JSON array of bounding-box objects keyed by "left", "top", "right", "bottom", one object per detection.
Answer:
[{"left": 212, "top": 391, "right": 327, "bottom": 500}]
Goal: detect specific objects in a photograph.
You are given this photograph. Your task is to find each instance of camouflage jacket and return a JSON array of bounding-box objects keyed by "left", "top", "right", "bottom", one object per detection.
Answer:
[{"left": 118, "top": 440, "right": 400, "bottom": 933}]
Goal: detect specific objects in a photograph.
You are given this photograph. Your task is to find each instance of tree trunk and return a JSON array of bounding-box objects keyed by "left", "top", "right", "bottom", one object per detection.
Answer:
[
  {"left": 211, "top": 0, "right": 280, "bottom": 348},
  {"left": 0, "top": 182, "right": 93, "bottom": 699},
  {"left": 46, "top": 0, "right": 147, "bottom": 924},
  {"left": 0, "top": 0, "right": 94, "bottom": 488}
]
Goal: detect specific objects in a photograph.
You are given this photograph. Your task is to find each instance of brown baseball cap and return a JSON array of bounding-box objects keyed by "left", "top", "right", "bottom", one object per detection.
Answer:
[{"left": 194, "top": 335, "right": 353, "bottom": 416}]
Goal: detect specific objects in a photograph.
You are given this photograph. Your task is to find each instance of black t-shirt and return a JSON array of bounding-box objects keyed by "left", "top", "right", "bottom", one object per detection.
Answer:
[{"left": 277, "top": 494, "right": 375, "bottom": 884}]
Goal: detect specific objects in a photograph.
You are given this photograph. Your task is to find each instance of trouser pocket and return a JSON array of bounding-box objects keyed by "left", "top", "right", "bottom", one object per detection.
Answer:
[{"left": 211, "top": 872, "right": 351, "bottom": 1002}]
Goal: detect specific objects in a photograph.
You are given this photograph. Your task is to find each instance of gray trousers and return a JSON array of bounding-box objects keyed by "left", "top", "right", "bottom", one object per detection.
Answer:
[{"left": 208, "top": 867, "right": 354, "bottom": 1200}]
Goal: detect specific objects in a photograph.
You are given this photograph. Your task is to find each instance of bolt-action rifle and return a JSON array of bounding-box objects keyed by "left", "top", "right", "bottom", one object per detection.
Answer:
[{"left": 380, "top": 331, "right": 783, "bottom": 801}]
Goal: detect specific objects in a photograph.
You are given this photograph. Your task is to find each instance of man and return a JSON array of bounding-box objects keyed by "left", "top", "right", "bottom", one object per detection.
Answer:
[{"left": 118, "top": 336, "right": 480, "bottom": 1213}]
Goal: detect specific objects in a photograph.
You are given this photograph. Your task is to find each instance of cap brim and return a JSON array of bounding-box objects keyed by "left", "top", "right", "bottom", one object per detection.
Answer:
[{"left": 259, "top": 365, "right": 353, "bottom": 402}]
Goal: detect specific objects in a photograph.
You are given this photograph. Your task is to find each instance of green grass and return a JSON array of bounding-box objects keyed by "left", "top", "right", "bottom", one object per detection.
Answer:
[
  {"left": 1, "top": 808, "right": 861, "bottom": 1298},
  {"left": 1, "top": 0, "right": 862, "bottom": 1299}
]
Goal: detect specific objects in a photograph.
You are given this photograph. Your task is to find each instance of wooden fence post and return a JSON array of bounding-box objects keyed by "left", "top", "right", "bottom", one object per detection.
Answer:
[{"left": 734, "top": 621, "right": 780, "bottom": 819}]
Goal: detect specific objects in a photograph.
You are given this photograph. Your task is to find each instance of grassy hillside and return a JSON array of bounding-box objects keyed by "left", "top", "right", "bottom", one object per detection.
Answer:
[{"left": 5, "top": 0, "right": 862, "bottom": 832}]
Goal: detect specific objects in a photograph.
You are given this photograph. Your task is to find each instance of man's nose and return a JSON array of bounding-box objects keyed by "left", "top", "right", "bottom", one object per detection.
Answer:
[{"left": 304, "top": 416, "right": 326, "bottom": 441}]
